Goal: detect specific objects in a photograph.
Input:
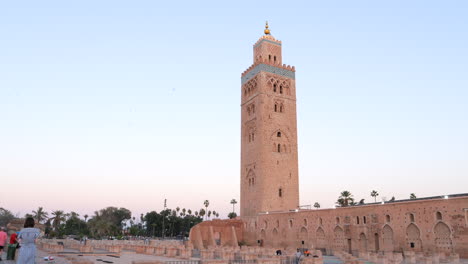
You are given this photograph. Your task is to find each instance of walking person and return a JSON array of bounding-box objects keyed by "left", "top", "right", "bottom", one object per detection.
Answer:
[
  {"left": 295, "top": 248, "right": 302, "bottom": 264},
  {"left": 17, "top": 217, "right": 40, "bottom": 264},
  {"left": 0, "top": 227, "right": 7, "bottom": 261}
]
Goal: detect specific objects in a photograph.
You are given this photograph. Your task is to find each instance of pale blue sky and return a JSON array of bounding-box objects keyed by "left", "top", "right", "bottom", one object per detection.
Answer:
[{"left": 1, "top": 1, "right": 467, "bottom": 218}]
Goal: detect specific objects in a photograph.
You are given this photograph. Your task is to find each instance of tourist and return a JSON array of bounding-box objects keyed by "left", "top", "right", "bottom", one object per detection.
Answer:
[
  {"left": 17, "top": 217, "right": 40, "bottom": 264},
  {"left": 0, "top": 227, "right": 7, "bottom": 261},
  {"left": 295, "top": 248, "right": 302, "bottom": 264},
  {"left": 7, "top": 231, "right": 19, "bottom": 260}
]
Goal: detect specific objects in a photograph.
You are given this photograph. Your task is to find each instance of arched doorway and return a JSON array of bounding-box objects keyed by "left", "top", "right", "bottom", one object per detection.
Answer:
[
  {"left": 382, "top": 225, "right": 394, "bottom": 252},
  {"left": 299, "top": 227, "right": 308, "bottom": 246},
  {"left": 316, "top": 227, "right": 326, "bottom": 249},
  {"left": 333, "top": 226, "right": 345, "bottom": 251},
  {"left": 434, "top": 222, "right": 453, "bottom": 253},
  {"left": 259, "top": 229, "right": 266, "bottom": 247},
  {"left": 359, "top": 233, "right": 367, "bottom": 251},
  {"left": 406, "top": 223, "right": 422, "bottom": 251},
  {"left": 374, "top": 233, "right": 380, "bottom": 252}
]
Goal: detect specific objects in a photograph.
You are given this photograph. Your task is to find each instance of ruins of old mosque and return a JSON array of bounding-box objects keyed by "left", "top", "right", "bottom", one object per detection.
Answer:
[
  {"left": 36, "top": 24, "right": 468, "bottom": 264},
  {"left": 188, "top": 23, "right": 468, "bottom": 258}
]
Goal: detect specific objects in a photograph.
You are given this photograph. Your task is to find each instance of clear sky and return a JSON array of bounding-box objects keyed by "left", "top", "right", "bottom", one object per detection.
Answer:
[{"left": 1, "top": 1, "right": 467, "bottom": 219}]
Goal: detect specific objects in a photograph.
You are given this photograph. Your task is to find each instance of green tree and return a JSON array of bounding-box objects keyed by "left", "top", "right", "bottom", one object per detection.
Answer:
[
  {"left": 371, "top": 190, "right": 379, "bottom": 202},
  {"left": 199, "top": 209, "right": 206, "bottom": 219},
  {"left": 410, "top": 193, "right": 417, "bottom": 199},
  {"left": 228, "top": 212, "right": 237, "bottom": 219},
  {"left": 336, "top": 191, "right": 354, "bottom": 207},
  {"left": 87, "top": 207, "right": 131, "bottom": 238},
  {"left": 230, "top": 199, "right": 238, "bottom": 213},
  {"left": 313, "top": 202, "right": 320, "bottom": 209},
  {"left": 187, "top": 209, "right": 192, "bottom": 215},
  {"left": 0, "top": 207, "right": 15, "bottom": 227},
  {"left": 32, "top": 207, "right": 48, "bottom": 224},
  {"left": 51, "top": 210, "right": 66, "bottom": 232}
]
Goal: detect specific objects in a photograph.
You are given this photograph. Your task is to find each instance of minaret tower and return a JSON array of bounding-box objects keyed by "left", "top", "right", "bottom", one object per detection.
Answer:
[{"left": 240, "top": 23, "right": 299, "bottom": 217}]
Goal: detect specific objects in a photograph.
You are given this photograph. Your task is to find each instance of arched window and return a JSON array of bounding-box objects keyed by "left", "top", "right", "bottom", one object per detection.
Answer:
[
  {"left": 363, "top": 216, "right": 367, "bottom": 224},
  {"left": 277, "top": 144, "right": 281, "bottom": 153},
  {"left": 269, "top": 55, "right": 271, "bottom": 61},
  {"left": 336, "top": 217, "right": 340, "bottom": 225},
  {"left": 303, "top": 219, "right": 307, "bottom": 226},
  {"left": 280, "top": 85, "right": 283, "bottom": 94},
  {"left": 277, "top": 132, "right": 281, "bottom": 137},
  {"left": 273, "top": 84, "right": 277, "bottom": 92},
  {"left": 274, "top": 56, "right": 277, "bottom": 62},
  {"left": 249, "top": 178, "right": 251, "bottom": 185},
  {"left": 279, "top": 188, "right": 282, "bottom": 197},
  {"left": 357, "top": 216, "right": 360, "bottom": 225},
  {"left": 436, "top": 212, "right": 442, "bottom": 221},
  {"left": 410, "top": 213, "right": 415, "bottom": 223},
  {"left": 289, "top": 219, "right": 293, "bottom": 228},
  {"left": 386, "top": 215, "right": 390, "bottom": 223},
  {"left": 274, "top": 104, "right": 277, "bottom": 112}
]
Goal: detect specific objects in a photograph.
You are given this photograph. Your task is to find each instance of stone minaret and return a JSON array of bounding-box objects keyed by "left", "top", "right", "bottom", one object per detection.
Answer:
[{"left": 240, "top": 23, "right": 299, "bottom": 217}]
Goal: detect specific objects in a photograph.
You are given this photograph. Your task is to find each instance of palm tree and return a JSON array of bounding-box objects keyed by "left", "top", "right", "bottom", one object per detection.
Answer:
[
  {"left": 187, "top": 209, "right": 192, "bottom": 215},
  {"left": 203, "top": 200, "right": 210, "bottom": 220},
  {"left": 230, "top": 199, "right": 238, "bottom": 213},
  {"left": 336, "top": 191, "right": 354, "bottom": 207},
  {"left": 410, "top": 193, "right": 417, "bottom": 199},
  {"left": 84, "top": 214, "right": 89, "bottom": 222},
  {"left": 194, "top": 211, "right": 199, "bottom": 217},
  {"left": 32, "top": 207, "right": 48, "bottom": 223},
  {"left": 51, "top": 210, "right": 66, "bottom": 231},
  {"left": 199, "top": 209, "right": 206, "bottom": 219},
  {"left": 212, "top": 210, "right": 217, "bottom": 219},
  {"left": 216, "top": 212, "right": 219, "bottom": 218},
  {"left": 313, "top": 202, "right": 320, "bottom": 209},
  {"left": 371, "top": 190, "right": 379, "bottom": 202},
  {"left": 207, "top": 210, "right": 212, "bottom": 219},
  {"left": 181, "top": 208, "right": 186, "bottom": 217}
]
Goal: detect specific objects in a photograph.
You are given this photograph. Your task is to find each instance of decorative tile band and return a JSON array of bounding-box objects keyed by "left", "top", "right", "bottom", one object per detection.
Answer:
[
  {"left": 253, "top": 39, "right": 282, "bottom": 48},
  {"left": 241, "top": 64, "right": 295, "bottom": 85}
]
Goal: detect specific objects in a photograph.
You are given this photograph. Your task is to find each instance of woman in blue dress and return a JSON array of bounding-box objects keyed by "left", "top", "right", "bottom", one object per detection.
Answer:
[{"left": 17, "top": 217, "right": 40, "bottom": 264}]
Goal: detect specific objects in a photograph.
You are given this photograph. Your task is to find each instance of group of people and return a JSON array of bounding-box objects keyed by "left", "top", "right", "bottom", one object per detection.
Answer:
[{"left": 0, "top": 217, "right": 41, "bottom": 263}]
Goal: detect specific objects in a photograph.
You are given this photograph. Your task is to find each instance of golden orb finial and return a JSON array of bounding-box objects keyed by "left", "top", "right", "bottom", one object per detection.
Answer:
[{"left": 264, "top": 21, "right": 270, "bottom": 35}]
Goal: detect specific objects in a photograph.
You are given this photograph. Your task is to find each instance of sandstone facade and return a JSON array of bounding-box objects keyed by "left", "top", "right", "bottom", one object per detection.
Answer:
[{"left": 190, "top": 25, "right": 468, "bottom": 259}]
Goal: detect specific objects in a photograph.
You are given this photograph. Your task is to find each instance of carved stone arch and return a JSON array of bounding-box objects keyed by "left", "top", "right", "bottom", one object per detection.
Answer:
[
  {"left": 333, "top": 226, "right": 345, "bottom": 251},
  {"left": 316, "top": 227, "right": 326, "bottom": 249},
  {"left": 406, "top": 223, "right": 422, "bottom": 251},
  {"left": 359, "top": 233, "right": 368, "bottom": 251},
  {"left": 434, "top": 222, "right": 453, "bottom": 253},
  {"left": 382, "top": 224, "right": 394, "bottom": 252},
  {"left": 270, "top": 129, "right": 289, "bottom": 141}
]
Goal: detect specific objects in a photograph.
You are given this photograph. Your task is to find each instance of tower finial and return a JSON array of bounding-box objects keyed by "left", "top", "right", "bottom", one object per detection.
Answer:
[{"left": 264, "top": 21, "right": 270, "bottom": 35}]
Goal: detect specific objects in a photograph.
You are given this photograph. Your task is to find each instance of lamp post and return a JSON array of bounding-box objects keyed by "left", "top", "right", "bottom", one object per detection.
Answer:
[{"left": 162, "top": 199, "right": 167, "bottom": 239}]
